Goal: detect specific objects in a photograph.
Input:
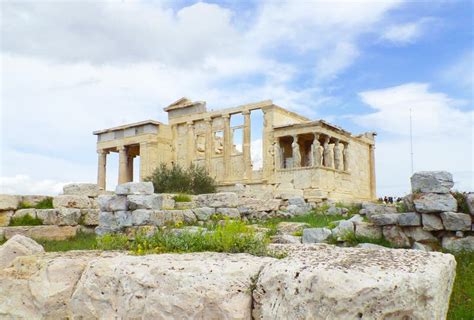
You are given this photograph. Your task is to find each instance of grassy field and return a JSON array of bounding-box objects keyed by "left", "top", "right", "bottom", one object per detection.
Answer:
[{"left": 447, "top": 251, "right": 474, "bottom": 320}]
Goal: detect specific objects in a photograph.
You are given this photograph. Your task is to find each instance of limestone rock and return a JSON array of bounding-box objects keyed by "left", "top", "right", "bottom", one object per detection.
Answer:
[
  {"left": 131, "top": 209, "right": 152, "bottom": 225},
  {"left": 302, "top": 228, "right": 331, "bottom": 243},
  {"left": 403, "top": 227, "right": 438, "bottom": 243},
  {"left": 466, "top": 193, "right": 474, "bottom": 215},
  {"left": 348, "top": 214, "right": 363, "bottom": 223},
  {"left": 369, "top": 213, "right": 399, "bottom": 226},
  {"left": 412, "top": 242, "right": 433, "bottom": 252},
  {"left": 0, "top": 234, "right": 44, "bottom": 269},
  {"left": 327, "top": 206, "right": 348, "bottom": 216},
  {"left": 271, "top": 234, "right": 301, "bottom": 244},
  {"left": 0, "top": 226, "right": 78, "bottom": 241},
  {"left": 115, "top": 182, "right": 154, "bottom": 195},
  {"left": 53, "top": 195, "right": 91, "bottom": 209},
  {"left": 411, "top": 171, "right": 454, "bottom": 193},
  {"left": 196, "top": 192, "right": 239, "bottom": 208},
  {"left": 216, "top": 208, "right": 240, "bottom": 219},
  {"left": 277, "top": 222, "right": 309, "bottom": 235},
  {"left": 193, "top": 207, "right": 215, "bottom": 221},
  {"left": 81, "top": 209, "right": 99, "bottom": 226},
  {"left": 331, "top": 220, "right": 354, "bottom": 240},
  {"left": 127, "top": 194, "right": 163, "bottom": 210},
  {"left": 422, "top": 213, "right": 444, "bottom": 231},
  {"left": 398, "top": 212, "right": 421, "bottom": 226},
  {"left": 360, "top": 202, "right": 396, "bottom": 217},
  {"left": 57, "top": 208, "right": 82, "bottom": 225},
  {"left": 36, "top": 209, "right": 59, "bottom": 225},
  {"left": 442, "top": 236, "right": 474, "bottom": 252},
  {"left": 0, "top": 210, "right": 13, "bottom": 227},
  {"left": 175, "top": 202, "right": 194, "bottom": 209},
  {"left": 238, "top": 198, "right": 281, "bottom": 212},
  {"left": 63, "top": 183, "right": 100, "bottom": 197},
  {"left": 354, "top": 222, "right": 382, "bottom": 239},
  {"left": 253, "top": 244, "right": 456, "bottom": 320},
  {"left": 0, "top": 195, "right": 19, "bottom": 211},
  {"left": 97, "top": 195, "right": 128, "bottom": 212},
  {"left": 413, "top": 193, "right": 457, "bottom": 213},
  {"left": 440, "top": 211, "right": 472, "bottom": 231},
  {"left": 115, "top": 211, "right": 133, "bottom": 228},
  {"left": 355, "top": 243, "right": 387, "bottom": 250},
  {"left": 13, "top": 208, "right": 37, "bottom": 219},
  {"left": 70, "top": 253, "right": 272, "bottom": 319},
  {"left": 19, "top": 195, "right": 50, "bottom": 207},
  {"left": 287, "top": 204, "right": 310, "bottom": 216},
  {"left": 287, "top": 196, "right": 306, "bottom": 207},
  {"left": 383, "top": 226, "right": 410, "bottom": 248}
]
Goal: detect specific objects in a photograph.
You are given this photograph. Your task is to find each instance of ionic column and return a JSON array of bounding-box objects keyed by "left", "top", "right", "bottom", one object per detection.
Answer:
[
  {"left": 118, "top": 146, "right": 128, "bottom": 184},
  {"left": 334, "top": 139, "right": 341, "bottom": 170},
  {"left": 127, "top": 155, "right": 134, "bottom": 182},
  {"left": 223, "top": 114, "right": 231, "bottom": 179},
  {"left": 242, "top": 110, "right": 252, "bottom": 180},
  {"left": 187, "top": 121, "right": 194, "bottom": 166},
  {"left": 312, "top": 133, "right": 321, "bottom": 166},
  {"left": 139, "top": 142, "right": 148, "bottom": 181},
  {"left": 369, "top": 144, "right": 376, "bottom": 200},
  {"left": 323, "top": 136, "right": 331, "bottom": 167},
  {"left": 97, "top": 150, "right": 107, "bottom": 190},
  {"left": 204, "top": 117, "right": 212, "bottom": 170},
  {"left": 343, "top": 142, "right": 350, "bottom": 171},
  {"left": 292, "top": 135, "right": 301, "bottom": 168}
]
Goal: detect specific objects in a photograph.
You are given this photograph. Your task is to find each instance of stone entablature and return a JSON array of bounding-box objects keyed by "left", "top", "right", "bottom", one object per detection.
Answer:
[{"left": 93, "top": 98, "right": 376, "bottom": 201}]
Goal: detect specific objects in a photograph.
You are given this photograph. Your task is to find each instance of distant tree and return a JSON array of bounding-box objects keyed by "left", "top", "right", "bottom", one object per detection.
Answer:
[{"left": 146, "top": 163, "right": 216, "bottom": 195}]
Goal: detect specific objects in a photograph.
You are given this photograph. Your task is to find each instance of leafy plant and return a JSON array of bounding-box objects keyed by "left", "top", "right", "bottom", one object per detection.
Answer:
[
  {"left": 451, "top": 191, "right": 469, "bottom": 214},
  {"left": 17, "top": 197, "right": 53, "bottom": 209},
  {"left": 96, "top": 233, "right": 130, "bottom": 250},
  {"left": 38, "top": 232, "right": 97, "bottom": 251},
  {"left": 9, "top": 214, "right": 43, "bottom": 226},
  {"left": 146, "top": 163, "right": 216, "bottom": 194},
  {"left": 173, "top": 193, "right": 192, "bottom": 202}
]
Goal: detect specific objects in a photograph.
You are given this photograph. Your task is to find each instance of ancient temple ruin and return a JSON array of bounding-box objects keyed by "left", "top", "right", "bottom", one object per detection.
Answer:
[{"left": 93, "top": 98, "right": 376, "bottom": 201}]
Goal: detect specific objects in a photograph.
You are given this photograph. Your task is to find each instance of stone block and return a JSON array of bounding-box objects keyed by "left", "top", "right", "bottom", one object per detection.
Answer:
[
  {"left": 411, "top": 171, "right": 454, "bottom": 193},
  {"left": 36, "top": 209, "right": 60, "bottom": 225},
  {"left": 412, "top": 242, "right": 433, "bottom": 252},
  {"left": 80, "top": 209, "right": 99, "bottom": 226},
  {"left": 99, "top": 212, "right": 117, "bottom": 229},
  {"left": 397, "top": 212, "right": 421, "bottom": 226},
  {"left": 0, "top": 225, "right": 79, "bottom": 241},
  {"left": 13, "top": 208, "right": 37, "bottom": 219},
  {"left": 440, "top": 212, "right": 471, "bottom": 231},
  {"left": 360, "top": 202, "right": 397, "bottom": 216},
  {"left": 19, "top": 195, "right": 50, "bottom": 207},
  {"left": 63, "top": 183, "right": 100, "bottom": 197},
  {"left": 383, "top": 226, "right": 410, "bottom": 248},
  {"left": 97, "top": 195, "right": 128, "bottom": 212},
  {"left": 0, "top": 195, "right": 19, "bottom": 211},
  {"left": 442, "top": 236, "right": 474, "bottom": 252},
  {"left": 302, "top": 228, "right": 331, "bottom": 243},
  {"left": 287, "top": 204, "right": 310, "bottom": 216},
  {"left": 174, "top": 202, "right": 194, "bottom": 210},
  {"left": 131, "top": 209, "right": 153, "bottom": 226},
  {"left": 466, "top": 193, "right": 474, "bottom": 215},
  {"left": 369, "top": 213, "right": 399, "bottom": 226},
  {"left": 216, "top": 208, "right": 240, "bottom": 219},
  {"left": 57, "top": 208, "right": 82, "bottom": 226},
  {"left": 0, "top": 210, "right": 14, "bottom": 226},
  {"left": 354, "top": 222, "right": 382, "bottom": 239},
  {"left": 287, "top": 196, "right": 306, "bottom": 207},
  {"left": 115, "top": 182, "right": 154, "bottom": 195},
  {"left": 403, "top": 226, "right": 437, "bottom": 243},
  {"left": 422, "top": 213, "right": 444, "bottom": 231},
  {"left": 115, "top": 211, "right": 133, "bottom": 228},
  {"left": 238, "top": 198, "right": 281, "bottom": 212},
  {"left": 127, "top": 194, "right": 163, "bottom": 210},
  {"left": 195, "top": 192, "right": 238, "bottom": 208},
  {"left": 53, "top": 195, "right": 91, "bottom": 209},
  {"left": 0, "top": 234, "right": 44, "bottom": 269},
  {"left": 253, "top": 244, "right": 456, "bottom": 319},
  {"left": 277, "top": 222, "right": 309, "bottom": 235},
  {"left": 327, "top": 206, "right": 348, "bottom": 216},
  {"left": 413, "top": 193, "right": 457, "bottom": 213},
  {"left": 192, "top": 207, "right": 215, "bottom": 221},
  {"left": 331, "top": 220, "right": 354, "bottom": 240},
  {"left": 270, "top": 234, "right": 301, "bottom": 244}
]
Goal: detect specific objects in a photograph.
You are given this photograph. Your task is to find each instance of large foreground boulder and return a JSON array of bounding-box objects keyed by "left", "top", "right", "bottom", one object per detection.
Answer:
[
  {"left": 253, "top": 244, "right": 456, "bottom": 320},
  {"left": 0, "top": 234, "right": 44, "bottom": 269},
  {"left": 411, "top": 171, "right": 454, "bottom": 193}
]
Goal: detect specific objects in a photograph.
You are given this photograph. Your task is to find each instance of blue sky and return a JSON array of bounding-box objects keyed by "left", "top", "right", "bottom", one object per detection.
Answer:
[{"left": 0, "top": 0, "right": 472, "bottom": 196}]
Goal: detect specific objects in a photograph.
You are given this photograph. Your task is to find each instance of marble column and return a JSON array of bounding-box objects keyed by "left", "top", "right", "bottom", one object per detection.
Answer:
[
  {"left": 242, "top": 111, "right": 252, "bottom": 180},
  {"left": 139, "top": 142, "right": 148, "bottom": 181},
  {"left": 312, "top": 133, "right": 321, "bottom": 167},
  {"left": 204, "top": 117, "right": 212, "bottom": 170},
  {"left": 343, "top": 142, "right": 350, "bottom": 171},
  {"left": 97, "top": 150, "right": 107, "bottom": 190},
  {"left": 334, "top": 139, "right": 341, "bottom": 170},
  {"left": 369, "top": 144, "right": 377, "bottom": 200},
  {"left": 187, "top": 121, "right": 194, "bottom": 166},
  {"left": 292, "top": 135, "right": 301, "bottom": 168},
  {"left": 118, "top": 146, "right": 128, "bottom": 184},
  {"left": 127, "top": 155, "right": 134, "bottom": 182},
  {"left": 223, "top": 114, "right": 231, "bottom": 179}
]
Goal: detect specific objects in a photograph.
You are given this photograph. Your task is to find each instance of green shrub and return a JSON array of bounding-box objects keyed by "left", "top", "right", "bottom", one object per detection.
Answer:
[
  {"left": 173, "top": 193, "right": 192, "bottom": 202},
  {"left": 96, "top": 233, "right": 130, "bottom": 250},
  {"left": 35, "top": 197, "right": 53, "bottom": 209},
  {"left": 451, "top": 191, "right": 469, "bottom": 214},
  {"left": 146, "top": 163, "right": 216, "bottom": 194},
  {"left": 9, "top": 214, "right": 43, "bottom": 226},
  {"left": 38, "top": 232, "right": 97, "bottom": 251},
  {"left": 17, "top": 201, "right": 35, "bottom": 209},
  {"left": 396, "top": 201, "right": 409, "bottom": 213}
]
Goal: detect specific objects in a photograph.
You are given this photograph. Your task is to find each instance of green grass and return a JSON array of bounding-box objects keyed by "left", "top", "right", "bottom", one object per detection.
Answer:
[
  {"left": 18, "top": 197, "right": 53, "bottom": 209},
  {"left": 37, "top": 232, "right": 97, "bottom": 251},
  {"left": 173, "top": 193, "right": 192, "bottom": 202},
  {"left": 9, "top": 214, "right": 43, "bottom": 226},
  {"left": 448, "top": 251, "right": 474, "bottom": 320}
]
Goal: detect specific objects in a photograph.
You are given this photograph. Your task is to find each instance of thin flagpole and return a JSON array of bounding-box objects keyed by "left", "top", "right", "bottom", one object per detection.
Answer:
[{"left": 409, "top": 107, "right": 414, "bottom": 175}]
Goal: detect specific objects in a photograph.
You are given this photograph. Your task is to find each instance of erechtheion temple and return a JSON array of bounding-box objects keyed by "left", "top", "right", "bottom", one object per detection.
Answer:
[{"left": 94, "top": 98, "right": 376, "bottom": 201}]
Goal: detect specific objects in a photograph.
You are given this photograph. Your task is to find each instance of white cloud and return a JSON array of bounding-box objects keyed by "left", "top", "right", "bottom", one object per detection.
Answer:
[
  {"left": 441, "top": 51, "right": 474, "bottom": 90},
  {"left": 381, "top": 18, "right": 434, "bottom": 45},
  {"left": 353, "top": 83, "right": 473, "bottom": 196},
  {"left": 0, "top": 175, "right": 66, "bottom": 195}
]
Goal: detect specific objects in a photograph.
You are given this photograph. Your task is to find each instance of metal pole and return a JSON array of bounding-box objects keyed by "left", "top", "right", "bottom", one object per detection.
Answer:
[{"left": 409, "top": 107, "right": 414, "bottom": 175}]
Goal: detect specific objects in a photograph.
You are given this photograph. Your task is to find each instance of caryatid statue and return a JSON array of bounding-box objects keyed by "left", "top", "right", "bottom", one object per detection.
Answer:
[
  {"left": 343, "top": 142, "right": 350, "bottom": 171},
  {"left": 292, "top": 135, "right": 301, "bottom": 168},
  {"left": 312, "top": 133, "right": 321, "bottom": 166},
  {"left": 323, "top": 136, "right": 332, "bottom": 167},
  {"left": 334, "top": 139, "right": 341, "bottom": 170},
  {"left": 273, "top": 141, "right": 283, "bottom": 170}
]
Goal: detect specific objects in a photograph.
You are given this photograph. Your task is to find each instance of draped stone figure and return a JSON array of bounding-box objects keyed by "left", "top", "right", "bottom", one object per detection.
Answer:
[
  {"left": 334, "top": 139, "right": 341, "bottom": 170},
  {"left": 323, "top": 136, "right": 332, "bottom": 167},
  {"left": 343, "top": 143, "right": 350, "bottom": 171},
  {"left": 312, "top": 134, "right": 321, "bottom": 166},
  {"left": 292, "top": 136, "right": 301, "bottom": 168},
  {"left": 274, "top": 141, "right": 283, "bottom": 170}
]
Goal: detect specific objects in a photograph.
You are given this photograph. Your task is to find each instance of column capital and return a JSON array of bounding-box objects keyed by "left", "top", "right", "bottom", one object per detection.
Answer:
[
  {"left": 204, "top": 117, "right": 212, "bottom": 123},
  {"left": 118, "top": 145, "right": 127, "bottom": 152},
  {"left": 186, "top": 120, "right": 194, "bottom": 126},
  {"left": 97, "top": 149, "right": 109, "bottom": 155},
  {"left": 222, "top": 114, "right": 231, "bottom": 119},
  {"left": 241, "top": 110, "right": 250, "bottom": 116},
  {"left": 334, "top": 138, "right": 340, "bottom": 144}
]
